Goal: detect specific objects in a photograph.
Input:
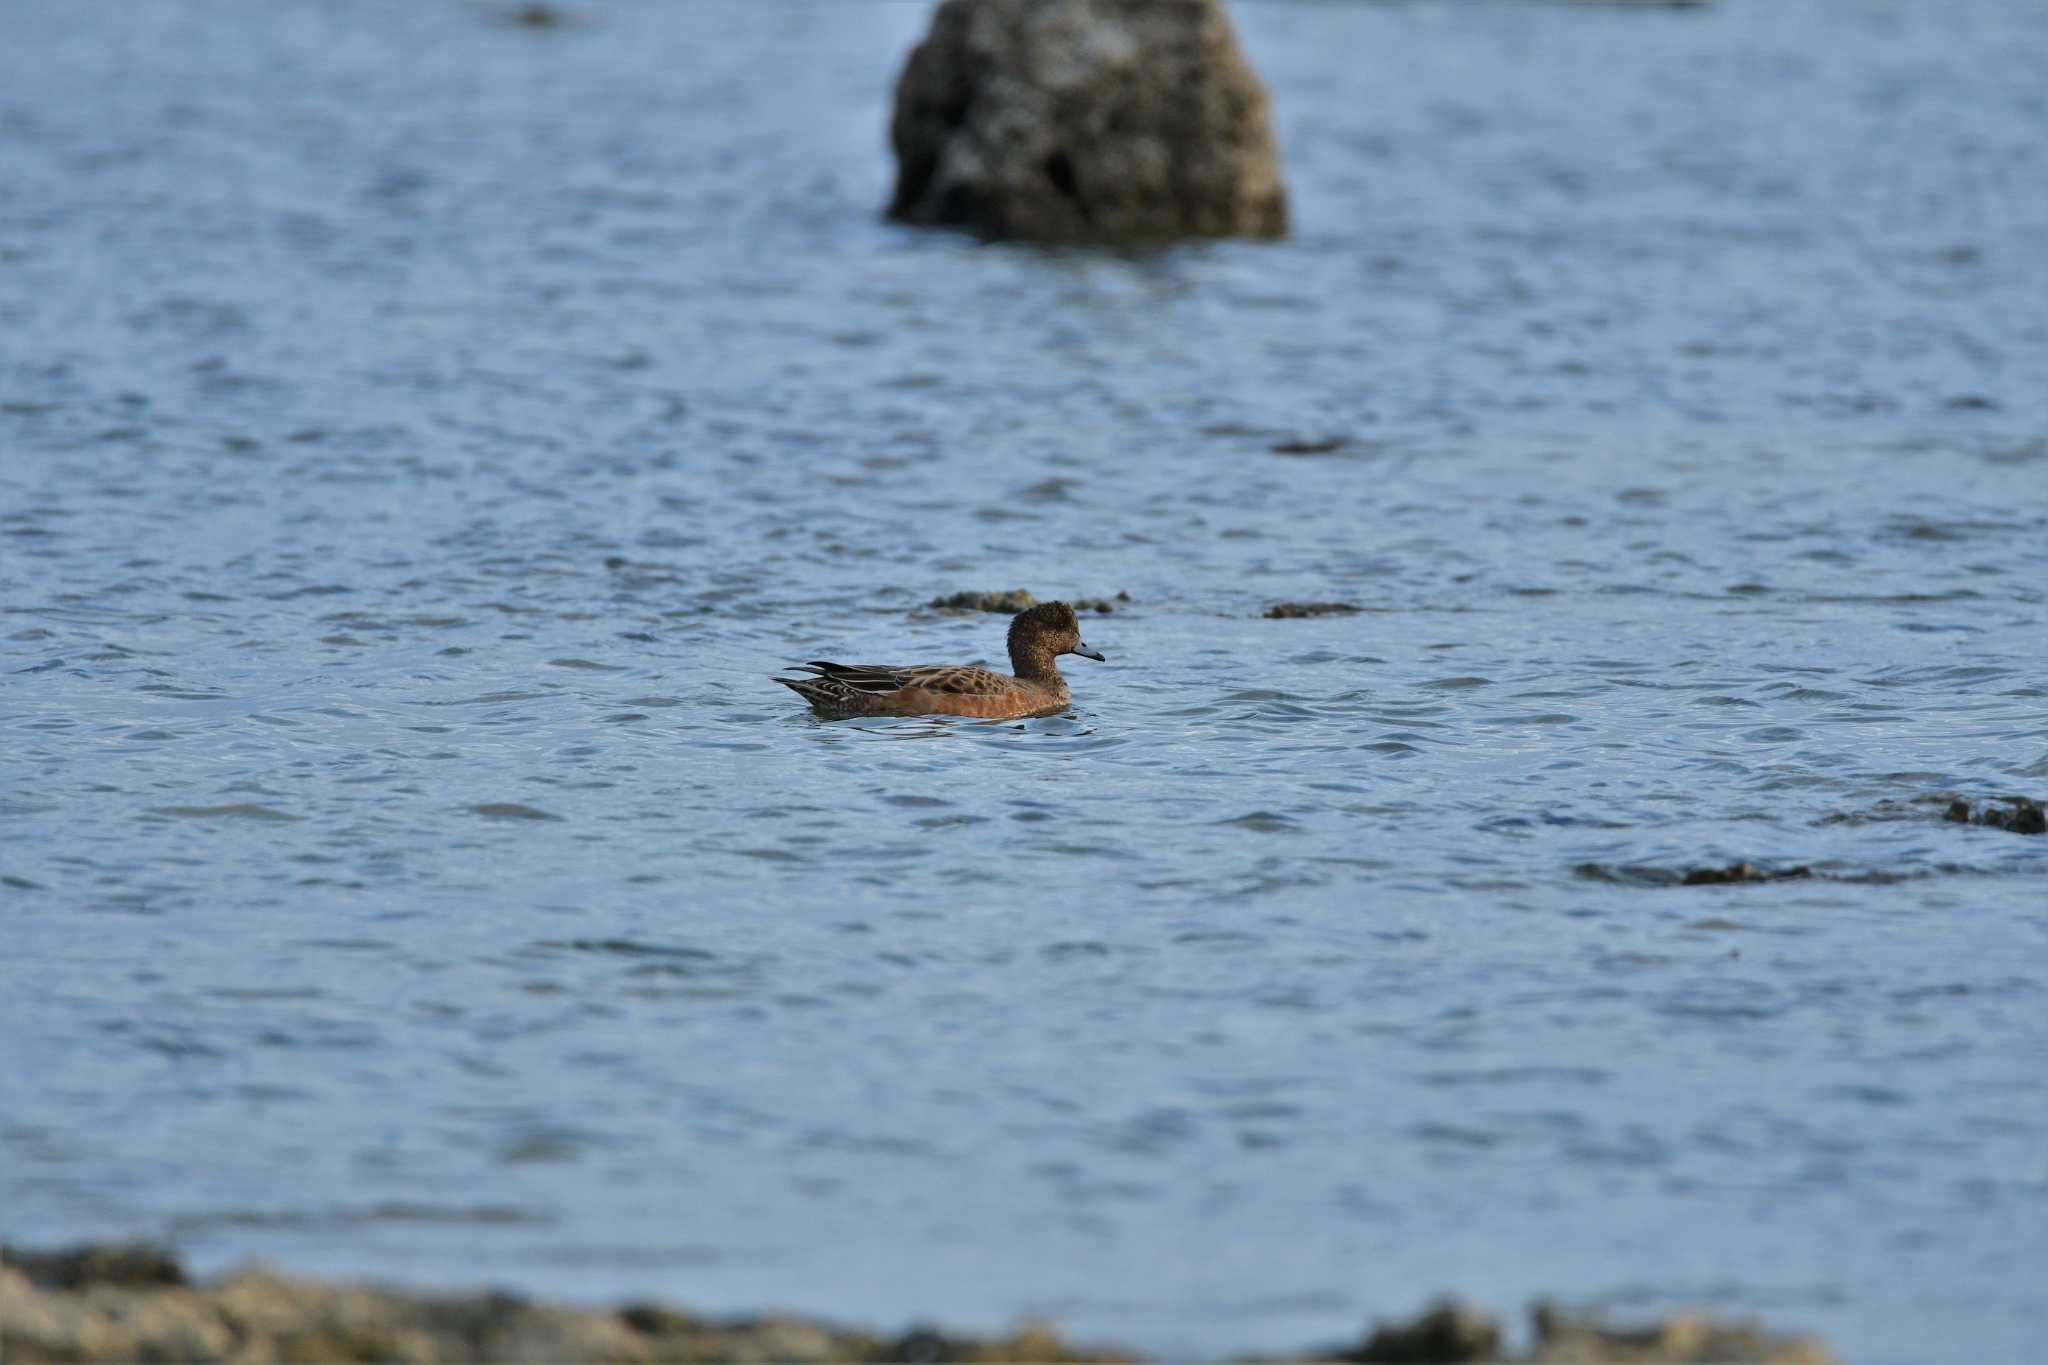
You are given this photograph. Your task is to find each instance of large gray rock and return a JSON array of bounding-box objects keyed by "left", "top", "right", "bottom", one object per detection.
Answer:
[{"left": 887, "top": 0, "right": 1288, "bottom": 244}]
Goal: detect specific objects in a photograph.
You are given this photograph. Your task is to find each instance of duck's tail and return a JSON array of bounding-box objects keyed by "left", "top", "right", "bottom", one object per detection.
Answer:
[{"left": 774, "top": 665, "right": 864, "bottom": 714}]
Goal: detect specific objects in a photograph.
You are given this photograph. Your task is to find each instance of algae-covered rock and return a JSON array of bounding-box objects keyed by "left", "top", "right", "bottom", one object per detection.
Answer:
[
  {"left": 930, "top": 588, "right": 1039, "bottom": 612},
  {"left": 930, "top": 589, "right": 1126, "bottom": 614},
  {"left": 1528, "top": 1302, "right": 1835, "bottom": 1364},
  {"left": 1301, "top": 1299, "right": 1835, "bottom": 1365}
]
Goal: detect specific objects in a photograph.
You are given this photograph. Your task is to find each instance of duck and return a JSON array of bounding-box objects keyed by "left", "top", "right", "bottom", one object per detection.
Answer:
[{"left": 775, "top": 601, "right": 1106, "bottom": 719}]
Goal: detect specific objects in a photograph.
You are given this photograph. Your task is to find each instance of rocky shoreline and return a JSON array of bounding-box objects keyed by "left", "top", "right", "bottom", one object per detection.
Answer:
[{"left": 1, "top": 1244, "right": 1834, "bottom": 1364}]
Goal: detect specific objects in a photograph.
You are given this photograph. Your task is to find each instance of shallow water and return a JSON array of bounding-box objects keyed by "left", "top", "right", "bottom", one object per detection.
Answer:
[{"left": 3, "top": 1, "right": 2046, "bottom": 1360}]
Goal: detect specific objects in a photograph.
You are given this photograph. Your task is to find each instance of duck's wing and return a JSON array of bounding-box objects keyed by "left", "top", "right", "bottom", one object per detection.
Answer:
[
  {"left": 791, "top": 661, "right": 1012, "bottom": 698},
  {"left": 789, "top": 661, "right": 922, "bottom": 696},
  {"left": 889, "top": 664, "right": 1014, "bottom": 697}
]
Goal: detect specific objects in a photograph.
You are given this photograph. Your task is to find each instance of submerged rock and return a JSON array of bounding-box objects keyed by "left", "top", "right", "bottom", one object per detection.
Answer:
[
  {"left": 1680, "top": 862, "right": 1812, "bottom": 886},
  {"left": 1266, "top": 601, "right": 1361, "bottom": 618},
  {"left": 1340, "top": 1297, "right": 1500, "bottom": 1362},
  {"left": 929, "top": 589, "right": 1126, "bottom": 613},
  {"left": 1271, "top": 436, "right": 1353, "bottom": 456},
  {"left": 887, "top": 0, "right": 1288, "bottom": 243},
  {"left": 1944, "top": 797, "right": 2045, "bottom": 834},
  {"left": 1574, "top": 862, "right": 1814, "bottom": 888},
  {"left": 930, "top": 588, "right": 1039, "bottom": 612},
  {"left": 1, "top": 1242, "right": 185, "bottom": 1290},
  {"left": 1824, "top": 794, "right": 2044, "bottom": 835},
  {"left": 933, "top": 585, "right": 1032, "bottom": 609},
  {"left": 503, "top": 3, "right": 571, "bottom": 28}
]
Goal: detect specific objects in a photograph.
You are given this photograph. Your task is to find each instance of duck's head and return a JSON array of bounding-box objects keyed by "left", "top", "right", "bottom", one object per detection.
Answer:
[{"left": 1009, "top": 601, "right": 1106, "bottom": 665}]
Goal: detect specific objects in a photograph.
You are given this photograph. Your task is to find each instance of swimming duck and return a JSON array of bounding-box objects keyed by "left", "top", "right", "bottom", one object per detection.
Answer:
[{"left": 776, "top": 601, "right": 1106, "bottom": 719}]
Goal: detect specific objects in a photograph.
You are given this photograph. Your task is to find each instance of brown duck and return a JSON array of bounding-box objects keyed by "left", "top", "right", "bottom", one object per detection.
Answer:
[{"left": 776, "top": 601, "right": 1106, "bottom": 719}]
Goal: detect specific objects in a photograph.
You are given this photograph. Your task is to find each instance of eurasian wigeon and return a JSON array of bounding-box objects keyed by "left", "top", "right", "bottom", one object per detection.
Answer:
[{"left": 776, "top": 601, "right": 1106, "bottom": 719}]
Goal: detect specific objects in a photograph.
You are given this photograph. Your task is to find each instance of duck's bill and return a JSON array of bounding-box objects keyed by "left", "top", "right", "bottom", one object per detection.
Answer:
[{"left": 1073, "top": 644, "right": 1106, "bottom": 661}]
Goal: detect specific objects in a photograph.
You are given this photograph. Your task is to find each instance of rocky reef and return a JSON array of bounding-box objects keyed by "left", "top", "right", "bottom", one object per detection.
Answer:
[
  {"left": 0, "top": 1245, "right": 1836, "bottom": 1365},
  {"left": 0, "top": 1248, "right": 1111, "bottom": 1364}
]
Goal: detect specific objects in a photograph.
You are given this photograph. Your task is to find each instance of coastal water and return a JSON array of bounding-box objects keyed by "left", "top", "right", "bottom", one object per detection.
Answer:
[{"left": 3, "top": 1, "right": 2046, "bottom": 1360}]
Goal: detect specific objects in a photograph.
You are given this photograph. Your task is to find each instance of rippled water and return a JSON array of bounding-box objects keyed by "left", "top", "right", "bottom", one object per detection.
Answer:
[{"left": 4, "top": 2, "right": 2047, "bottom": 1361}]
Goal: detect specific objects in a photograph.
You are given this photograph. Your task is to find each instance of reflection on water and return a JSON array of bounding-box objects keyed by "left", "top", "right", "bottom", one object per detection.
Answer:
[{"left": 2, "top": 1, "right": 2046, "bottom": 1362}]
